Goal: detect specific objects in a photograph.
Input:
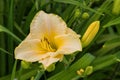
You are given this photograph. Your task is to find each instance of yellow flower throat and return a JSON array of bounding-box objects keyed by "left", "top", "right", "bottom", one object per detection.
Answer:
[{"left": 39, "top": 37, "right": 56, "bottom": 52}]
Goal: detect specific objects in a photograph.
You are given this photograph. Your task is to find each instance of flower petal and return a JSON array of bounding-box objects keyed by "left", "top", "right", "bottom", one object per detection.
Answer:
[
  {"left": 55, "top": 34, "right": 82, "bottom": 54},
  {"left": 30, "top": 11, "right": 67, "bottom": 39},
  {"left": 39, "top": 52, "right": 63, "bottom": 69},
  {"left": 39, "top": 56, "right": 59, "bottom": 69},
  {"left": 15, "top": 39, "right": 49, "bottom": 62},
  {"left": 66, "top": 28, "right": 81, "bottom": 38}
]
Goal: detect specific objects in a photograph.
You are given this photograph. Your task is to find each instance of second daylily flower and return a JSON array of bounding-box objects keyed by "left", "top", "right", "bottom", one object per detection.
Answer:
[{"left": 15, "top": 11, "right": 82, "bottom": 69}]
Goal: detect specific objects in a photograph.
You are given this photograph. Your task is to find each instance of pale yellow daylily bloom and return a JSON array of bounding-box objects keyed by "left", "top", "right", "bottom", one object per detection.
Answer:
[{"left": 15, "top": 11, "right": 82, "bottom": 69}]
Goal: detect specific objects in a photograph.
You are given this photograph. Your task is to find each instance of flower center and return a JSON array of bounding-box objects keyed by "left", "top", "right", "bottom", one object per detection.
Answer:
[{"left": 39, "top": 37, "right": 56, "bottom": 52}]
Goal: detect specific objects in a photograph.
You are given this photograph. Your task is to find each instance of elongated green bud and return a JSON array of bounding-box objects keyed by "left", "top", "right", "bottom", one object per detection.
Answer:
[
  {"left": 112, "top": 0, "right": 120, "bottom": 15},
  {"left": 81, "top": 21, "right": 100, "bottom": 47}
]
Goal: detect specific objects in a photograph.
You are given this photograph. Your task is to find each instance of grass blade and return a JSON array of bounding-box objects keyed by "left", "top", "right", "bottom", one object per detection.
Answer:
[
  {"left": 103, "top": 17, "right": 120, "bottom": 28},
  {"left": 0, "top": 25, "right": 22, "bottom": 42}
]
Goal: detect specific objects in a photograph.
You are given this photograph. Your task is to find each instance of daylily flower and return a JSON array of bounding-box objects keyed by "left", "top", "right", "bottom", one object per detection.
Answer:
[{"left": 15, "top": 11, "right": 82, "bottom": 69}]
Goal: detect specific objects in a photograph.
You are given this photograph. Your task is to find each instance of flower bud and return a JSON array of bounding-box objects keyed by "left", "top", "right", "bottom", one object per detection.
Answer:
[
  {"left": 76, "top": 68, "right": 84, "bottom": 76},
  {"left": 74, "top": 9, "right": 81, "bottom": 18},
  {"left": 112, "top": 0, "right": 120, "bottom": 15},
  {"left": 46, "top": 63, "right": 55, "bottom": 72},
  {"left": 21, "top": 61, "right": 31, "bottom": 69},
  {"left": 84, "top": 66, "right": 93, "bottom": 75},
  {"left": 82, "top": 12, "right": 89, "bottom": 19},
  {"left": 81, "top": 21, "right": 100, "bottom": 47}
]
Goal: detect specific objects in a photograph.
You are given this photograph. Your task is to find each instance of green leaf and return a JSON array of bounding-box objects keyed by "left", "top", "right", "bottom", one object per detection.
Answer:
[
  {"left": 115, "top": 51, "right": 120, "bottom": 62},
  {"left": 62, "top": 5, "right": 75, "bottom": 21},
  {"left": 103, "top": 17, "right": 120, "bottom": 28},
  {"left": 93, "top": 51, "right": 120, "bottom": 71},
  {"left": 116, "top": 24, "right": 120, "bottom": 34},
  {"left": 82, "top": 0, "right": 112, "bottom": 30},
  {"left": 19, "top": 70, "right": 37, "bottom": 80},
  {"left": 0, "top": 69, "right": 38, "bottom": 80},
  {"left": 23, "top": 4, "right": 37, "bottom": 34},
  {"left": 14, "top": 22, "right": 26, "bottom": 36},
  {"left": 95, "top": 37, "right": 120, "bottom": 56},
  {"left": 48, "top": 53, "right": 95, "bottom": 80},
  {"left": 0, "top": 48, "right": 13, "bottom": 56},
  {"left": 96, "top": 34, "right": 119, "bottom": 44},
  {"left": 54, "top": 0, "right": 80, "bottom": 5},
  {"left": 54, "top": 0, "right": 103, "bottom": 15},
  {"left": 0, "top": 25, "right": 22, "bottom": 42}
]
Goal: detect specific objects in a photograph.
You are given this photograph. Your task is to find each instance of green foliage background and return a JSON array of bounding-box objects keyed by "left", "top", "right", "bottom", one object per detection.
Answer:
[{"left": 0, "top": 0, "right": 120, "bottom": 80}]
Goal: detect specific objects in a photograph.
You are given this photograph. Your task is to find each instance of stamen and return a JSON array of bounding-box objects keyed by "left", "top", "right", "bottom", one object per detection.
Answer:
[{"left": 40, "top": 37, "right": 56, "bottom": 52}]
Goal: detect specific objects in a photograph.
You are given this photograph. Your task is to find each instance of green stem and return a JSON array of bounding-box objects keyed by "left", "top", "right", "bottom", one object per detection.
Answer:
[
  {"left": 34, "top": 70, "right": 44, "bottom": 80},
  {"left": 18, "top": 66, "right": 23, "bottom": 80},
  {"left": 11, "top": 60, "right": 17, "bottom": 80}
]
